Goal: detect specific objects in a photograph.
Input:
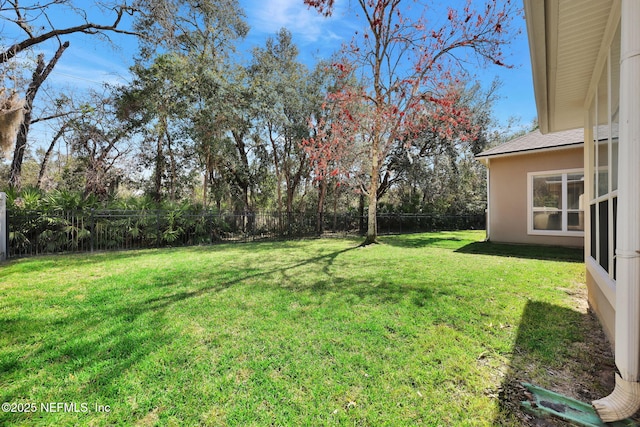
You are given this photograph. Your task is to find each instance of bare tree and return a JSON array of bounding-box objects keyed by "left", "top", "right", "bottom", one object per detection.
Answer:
[
  {"left": 65, "top": 90, "right": 134, "bottom": 198},
  {"left": 0, "top": 0, "right": 139, "bottom": 188}
]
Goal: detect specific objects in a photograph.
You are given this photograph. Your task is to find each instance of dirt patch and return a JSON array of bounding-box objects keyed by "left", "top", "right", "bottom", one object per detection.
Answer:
[{"left": 495, "top": 283, "right": 640, "bottom": 426}]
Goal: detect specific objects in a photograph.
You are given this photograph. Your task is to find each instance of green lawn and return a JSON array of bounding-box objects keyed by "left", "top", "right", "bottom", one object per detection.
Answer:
[{"left": 0, "top": 231, "right": 592, "bottom": 426}]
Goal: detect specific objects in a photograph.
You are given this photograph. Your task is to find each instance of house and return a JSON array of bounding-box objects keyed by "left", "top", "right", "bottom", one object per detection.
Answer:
[
  {"left": 476, "top": 128, "right": 584, "bottom": 248},
  {"left": 524, "top": 0, "right": 639, "bottom": 421}
]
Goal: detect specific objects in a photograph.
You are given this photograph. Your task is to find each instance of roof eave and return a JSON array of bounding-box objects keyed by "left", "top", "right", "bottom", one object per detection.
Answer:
[
  {"left": 524, "top": 0, "right": 619, "bottom": 134},
  {"left": 475, "top": 142, "right": 584, "bottom": 162},
  {"left": 524, "top": 0, "right": 551, "bottom": 134}
]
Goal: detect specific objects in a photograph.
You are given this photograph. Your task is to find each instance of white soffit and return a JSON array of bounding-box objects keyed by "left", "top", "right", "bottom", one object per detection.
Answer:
[{"left": 524, "top": 0, "right": 613, "bottom": 134}]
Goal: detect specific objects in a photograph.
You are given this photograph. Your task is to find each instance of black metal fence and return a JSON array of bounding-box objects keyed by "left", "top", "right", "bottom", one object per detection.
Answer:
[{"left": 6, "top": 209, "right": 485, "bottom": 258}]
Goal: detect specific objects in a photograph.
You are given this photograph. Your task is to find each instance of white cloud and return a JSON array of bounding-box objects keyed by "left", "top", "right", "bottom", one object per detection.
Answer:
[
  {"left": 243, "top": 0, "right": 351, "bottom": 44},
  {"left": 49, "top": 61, "right": 130, "bottom": 90},
  {"left": 37, "top": 43, "right": 134, "bottom": 91}
]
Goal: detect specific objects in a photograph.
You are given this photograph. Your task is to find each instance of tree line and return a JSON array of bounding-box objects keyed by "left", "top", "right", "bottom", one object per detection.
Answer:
[{"left": 0, "top": 0, "right": 521, "bottom": 244}]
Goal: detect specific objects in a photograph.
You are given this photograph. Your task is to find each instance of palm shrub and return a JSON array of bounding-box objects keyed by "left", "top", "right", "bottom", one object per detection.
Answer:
[
  {"left": 158, "top": 202, "right": 215, "bottom": 246},
  {"left": 6, "top": 188, "right": 98, "bottom": 255},
  {"left": 160, "top": 203, "right": 185, "bottom": 245},
  {"left": 6, "top": 187, "right": 42, "bottom": 255},
  {"left": 180, "top": 203, "right": 212, "bottom": 245},
  {"left": 45, "top": 190, "right": 96, "bottom": 252},
  {"left": 93, "top": 197, "right": 157, "bottom": 250},
  {"left": 189, "top": 210, "right": 210, "bottom": 244},
  {"left": 5, "top": 189, "right": 317, "bottom": 255},
  {"left": 106, "top": 196, "right": 157, "bottom": 249}
]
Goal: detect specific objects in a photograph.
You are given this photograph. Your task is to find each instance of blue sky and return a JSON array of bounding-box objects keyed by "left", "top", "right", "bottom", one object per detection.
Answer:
[
  {"left": 11, "top": 0, "right": 538, "bottom": 147},
  {"left": 237, "top": 0, "right": 538, "bottom": 129}
]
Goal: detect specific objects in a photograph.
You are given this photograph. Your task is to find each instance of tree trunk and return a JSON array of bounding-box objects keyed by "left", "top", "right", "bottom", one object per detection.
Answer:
[
  {"left": 286, "top": 184, "right": 294, "bottom": 215},
  {"left": 9, "top": 41, "right": 69, "bottom": 189},
  {"left": 359, "top": 191, "right": 365, "bottom": 235},
  {"left": 270, "top": 131, "right": 283, "bottom": 222},
  {"left": 242, "top": 186, "right": 252, "bottom": 233},
  {"left": 333, "top": 185, "right": 338, "bottom": 231},
  {"left": 154, "top": 133, "right": 164, "bottom": 201},
  {"left": 316, "top": 178, "right": 327, "bottom": 235},
  {"left": 166, "top": 128, "right": 176, "bottom": 201},
  {"left": 153, "top": 117, "right": 166, "bottom": 202},
  {"left": 202, "top": 171, "right": 208, "bottom": 208},
  {"left": 231, "top": 129, "right": 253, "bottom": 215},
  {"left": 363, "top": 137, "right": 380, "bottom": 245},
  {"left": 269, "top": 130, "right": 282, "bottom": 234},
  {"left": 37, "top": 123, "right": 66, "bottom": 189},
  {"left": 284, "top": 139, "right": 307, "bottom": 217}
]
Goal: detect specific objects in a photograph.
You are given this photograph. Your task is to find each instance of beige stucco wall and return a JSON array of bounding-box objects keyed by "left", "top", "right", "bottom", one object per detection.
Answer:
[
  {"left": 486, "top": 146, "right": 584, "bottom": 247},
  {"left": 586, "top": 266, "right": 616, "bottom": 344}
]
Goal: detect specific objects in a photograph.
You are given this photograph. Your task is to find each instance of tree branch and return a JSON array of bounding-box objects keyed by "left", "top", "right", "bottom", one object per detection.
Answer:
[
  {"left": 31, "top": 110, "right": 76, "bottom": 124},
  {"left": 37, "top": 122, "right": 67, "bottom": 189},
  {"left": 10, "top": 0, "right": 35, "bottom": 39},
  {"left": 0, "top": 6, "right": 139, "bottom": 64}
]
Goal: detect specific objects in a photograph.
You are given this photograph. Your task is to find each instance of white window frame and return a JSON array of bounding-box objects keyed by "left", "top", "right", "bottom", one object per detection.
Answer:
[
  {"left": 527, "top": 168, "right": 585, "bottom": 237},
  {"left": 588, "top": 43, "right": 619, "bottom": 280}
]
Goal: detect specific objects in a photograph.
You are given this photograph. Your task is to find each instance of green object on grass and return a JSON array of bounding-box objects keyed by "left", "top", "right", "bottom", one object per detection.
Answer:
[{"left": 521, "top": 382, "right": 638, "bottom": 426}]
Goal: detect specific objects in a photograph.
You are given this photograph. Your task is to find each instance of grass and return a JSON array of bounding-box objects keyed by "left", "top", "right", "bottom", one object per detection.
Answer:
[{"left": 0, "top": 231, "right": 604, "bottom": 426}]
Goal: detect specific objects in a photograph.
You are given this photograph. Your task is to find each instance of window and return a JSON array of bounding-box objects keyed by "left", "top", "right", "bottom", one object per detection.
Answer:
[
  {"left": 528, "top": 170, "right": 585, "bottom": 235},
  {"left": 588, "top": 23, "right": 619, "bottom": 279}
]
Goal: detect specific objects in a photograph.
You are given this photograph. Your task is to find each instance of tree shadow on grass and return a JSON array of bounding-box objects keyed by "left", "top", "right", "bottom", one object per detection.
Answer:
[
  {"left": 494, "top": 300, "right": 626, "bottom": 426},
  {"left": 456, "top": 241, "right": 584, "bottom": 263},
  {"left": 0, "top": 238, "right": 360, "bottom": 278},
  {"left": 378, "top": 234, "right": 468, "bottom": 249},
  {"left": 0, "top": 243, "right": 363, "bottom": 425},
  {"left": 142, "top": 245, "right": 360, "bottom": 303},
  {"left": 0, "top": 299, "right": 177, "bottom": 425},
  {"left": 0, "top": 247, "right": 190, "bottom": 278}
]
